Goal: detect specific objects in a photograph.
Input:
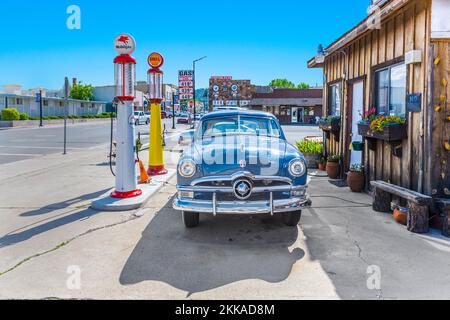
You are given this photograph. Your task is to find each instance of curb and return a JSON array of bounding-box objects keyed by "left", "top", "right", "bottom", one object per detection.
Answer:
[{"left": 90, "top": 169, "right": 176, "bottom": 212}]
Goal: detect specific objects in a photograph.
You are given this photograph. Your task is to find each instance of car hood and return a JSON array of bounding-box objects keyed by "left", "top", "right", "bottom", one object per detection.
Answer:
[{"left": 190, "top": 135, "right": 292, "bottom": 176}]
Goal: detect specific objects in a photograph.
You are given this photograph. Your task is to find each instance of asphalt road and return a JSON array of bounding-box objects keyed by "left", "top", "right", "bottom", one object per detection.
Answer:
[{"left": 0, "top": 119, "right": 186, "bottom": 165}]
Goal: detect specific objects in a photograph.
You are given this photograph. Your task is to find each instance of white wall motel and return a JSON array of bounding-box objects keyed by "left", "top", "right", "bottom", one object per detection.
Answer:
[{"left": 431, "top": 0, "right": 450, "bottom": 40}]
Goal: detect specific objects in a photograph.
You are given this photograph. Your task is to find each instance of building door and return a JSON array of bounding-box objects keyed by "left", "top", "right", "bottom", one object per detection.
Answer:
[
  {"left": 291, "top": 107, "right": 298, "bottom": 123},
  {"left": 298, "top": 108, "right": 304, "bottom": 123},
  {"left": 350, "top": 80, "right": 364, "bottom": 167}
]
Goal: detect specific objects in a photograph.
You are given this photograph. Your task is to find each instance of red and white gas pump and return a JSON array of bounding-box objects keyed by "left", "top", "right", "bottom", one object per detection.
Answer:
[{"left": 110, "top": 34, "right": 142, "bottom": 199}]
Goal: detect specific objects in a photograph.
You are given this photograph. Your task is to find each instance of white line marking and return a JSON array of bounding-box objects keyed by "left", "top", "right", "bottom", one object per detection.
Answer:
[
  {"left": 0, "top": 146, "right": 83, "bottom": 150},
  {"left": 0, "top": 153, "right": 42, "bottom": 157}
]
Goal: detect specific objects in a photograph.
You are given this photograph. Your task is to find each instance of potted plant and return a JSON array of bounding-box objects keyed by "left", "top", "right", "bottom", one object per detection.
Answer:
[
  {"left": 296, "top": 140, "right": 324, "bottom": 169},
  {"left": 316, "top": 157, "right": 326, "bottom": 171},
  {"left": 319, "top": 116, "right": 341, "bottom": 132},
  {"left": 326, "top": 155, "right": 341, "bottom": 179},
  {"left": 393, "top": 206, "right": 408, "bottom": 226},
  {"left": 347, "top": 164, "right": 365, "bottom": 192}
]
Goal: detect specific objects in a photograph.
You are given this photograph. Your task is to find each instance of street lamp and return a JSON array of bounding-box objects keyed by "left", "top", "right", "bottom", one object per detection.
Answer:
[{"left": 193, "top": 56, "right": 207, "bottom": 126}]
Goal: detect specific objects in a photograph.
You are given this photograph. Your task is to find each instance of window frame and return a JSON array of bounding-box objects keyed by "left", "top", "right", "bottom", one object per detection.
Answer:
[{"left": 374, "top": 62, "right": 407, "bottom": 117}]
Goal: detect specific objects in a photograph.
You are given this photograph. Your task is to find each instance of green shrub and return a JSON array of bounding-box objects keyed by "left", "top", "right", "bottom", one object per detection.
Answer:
[
  {"left": 296, "top": 140, "right": 324, "bottom": 154},
  {"left": 1, "top": 108, "right": 20, "bottom": 121},
  {"left": 29, "top": 116, "right": 39, "bottom": 120},
  {"left": 19, "top": 113, "right": 29, "bottom": 120}
]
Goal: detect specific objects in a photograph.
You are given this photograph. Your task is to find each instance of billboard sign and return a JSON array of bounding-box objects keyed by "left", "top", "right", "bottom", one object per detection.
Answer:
[{"left": 178, "top": 70, "right": 194, "bottom": 101}]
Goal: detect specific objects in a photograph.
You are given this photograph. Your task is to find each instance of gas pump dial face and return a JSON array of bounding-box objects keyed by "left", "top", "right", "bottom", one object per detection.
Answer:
[{"left": 114, "top": 34, "right": 136, "bottom": 55}]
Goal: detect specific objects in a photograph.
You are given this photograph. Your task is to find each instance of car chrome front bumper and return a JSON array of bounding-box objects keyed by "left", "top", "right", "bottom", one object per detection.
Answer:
[
  {"left": 173, "top": 196, "right": 312, "bottom": 215},
  {"left": 173, "top": 184, "right": 312, "bottom": 215}
]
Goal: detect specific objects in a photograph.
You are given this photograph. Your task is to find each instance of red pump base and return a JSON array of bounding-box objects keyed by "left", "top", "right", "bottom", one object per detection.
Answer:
[
  {"left": 147, "top": 165, "right": 168, "bottom": 176},
  {"left": 110, "top": 189, "right": 143, "bottom": 199}
]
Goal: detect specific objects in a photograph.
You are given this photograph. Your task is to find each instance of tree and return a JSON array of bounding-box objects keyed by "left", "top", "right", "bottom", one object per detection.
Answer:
[
  {"left": 70, "top": 82, "right": 94, "bottom": 101},
  {"left": 269, "top": 79, "right": 296, "bottom": 89},
  {"left": 297, "top": 82, "right": 310, "bottom": 89}
]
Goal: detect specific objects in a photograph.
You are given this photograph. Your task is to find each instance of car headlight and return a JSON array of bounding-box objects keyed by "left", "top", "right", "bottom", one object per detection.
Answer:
[
  {"left": 289, "top": 159, "right": 306, "bottom": 177},
  {"left": 179, "top": 159, "right": 197, "bottom": 178}
]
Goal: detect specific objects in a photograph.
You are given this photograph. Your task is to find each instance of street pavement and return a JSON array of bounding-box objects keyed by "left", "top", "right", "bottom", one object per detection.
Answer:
[
  {"left": 0, "top": 118, "right": 180, "bottom": 165},
  {"left": 0, "top": 124, "right": 449, "bottom": 299}
]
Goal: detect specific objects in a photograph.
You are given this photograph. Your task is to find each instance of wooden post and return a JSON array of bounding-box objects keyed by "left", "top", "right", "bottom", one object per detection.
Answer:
[
  {"left": 407, "top": 202, "right": 429, "bottom": 234},
  {"left": 373, "top": 188, "right": 391, "bottom": 212}
]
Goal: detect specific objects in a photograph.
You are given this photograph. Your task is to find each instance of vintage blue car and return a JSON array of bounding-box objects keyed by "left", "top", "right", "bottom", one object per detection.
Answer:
[{"left": 173, "top": 110, "right": 311, "bottom": 228}]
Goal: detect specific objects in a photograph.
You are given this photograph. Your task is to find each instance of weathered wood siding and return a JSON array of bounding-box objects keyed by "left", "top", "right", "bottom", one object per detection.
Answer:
[
  {"left": 323, "top": 0, "right": 437, "bottom": 194},
  {"left": 430, "top": 41, "right": 450, "bottom": 197}
]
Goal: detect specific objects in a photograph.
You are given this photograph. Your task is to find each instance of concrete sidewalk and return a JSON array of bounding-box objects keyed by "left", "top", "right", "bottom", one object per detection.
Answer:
[{"left": 0, "top": 143, "right": 180, "bottom": 277}]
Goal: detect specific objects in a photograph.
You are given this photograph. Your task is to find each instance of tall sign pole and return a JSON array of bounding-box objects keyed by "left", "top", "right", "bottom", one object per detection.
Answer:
[
  {"left": 110, "top": 33, "right": 142, "bottom": 199},
  {"left": 147, "top": 52, "right": 168, "bottom": 176},
  {"left": 63, "top": 77, "right": 70, "bottom": 155},
  {"left": 39, "top": 90, "right": 43, "bottom": 127}
]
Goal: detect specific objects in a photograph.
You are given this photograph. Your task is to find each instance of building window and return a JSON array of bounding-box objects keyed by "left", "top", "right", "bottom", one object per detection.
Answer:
[
  {"left": 7, "top": 97, "right": 16, "bottom": 105},
  {"left": 375, "top": 63, "right": 406, "bottom": 116},
  {"left": 43, "top": 100, "right": 48, "bottom": 106},
  {"left": 16, "top": 98, "right": 23, "bottom": 105},
  {"left": 328, "top": 83, "right": 341, "bottom": 116},
  {"left": 59, "top": 101, "right": 64, "bottom": 107}
]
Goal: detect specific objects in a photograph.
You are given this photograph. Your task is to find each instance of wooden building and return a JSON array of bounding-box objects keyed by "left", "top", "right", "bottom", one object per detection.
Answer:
[{"left": 308, "top": 0, "right": 450, "bottom": 231}]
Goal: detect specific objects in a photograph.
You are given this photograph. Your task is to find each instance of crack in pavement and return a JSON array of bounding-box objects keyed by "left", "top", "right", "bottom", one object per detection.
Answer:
[
  {"left": 344, "top": 215, "right": 384, "bottom": 300},
  {"left": 0, "top": 214, "right": 140, "bottom": 278}
]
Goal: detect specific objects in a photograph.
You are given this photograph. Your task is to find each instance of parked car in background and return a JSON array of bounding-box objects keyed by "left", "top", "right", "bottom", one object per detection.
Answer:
[
  {"left": 133, "top": 111, "right": 150, "bottom": 125},
  {"left": 177, "top": 114, "right": 192, "bottom": 124},
  {"left": 173, "top": 110, "right": 311, "bottom": 228},
  {"left": 178, "top": 129, "right": 195, "bottom": 146}
]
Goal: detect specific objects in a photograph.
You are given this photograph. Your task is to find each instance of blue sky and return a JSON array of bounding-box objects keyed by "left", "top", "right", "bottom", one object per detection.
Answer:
[{"left": 0, "top": 0, "right": 370, "bottom": 90}]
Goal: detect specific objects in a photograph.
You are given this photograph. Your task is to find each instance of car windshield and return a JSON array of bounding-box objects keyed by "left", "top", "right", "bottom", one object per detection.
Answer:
[{"left": 198, "top": 116, "right": 281, "bottom": 139}]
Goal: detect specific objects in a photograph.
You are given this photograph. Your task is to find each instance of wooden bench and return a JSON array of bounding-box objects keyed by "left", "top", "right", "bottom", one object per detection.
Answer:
[
  {"left": 370, "top": 181, "right": 433, "bottom": 234},
  {"left": 436, "top": 199, "right": 450, "bottom": 237}
]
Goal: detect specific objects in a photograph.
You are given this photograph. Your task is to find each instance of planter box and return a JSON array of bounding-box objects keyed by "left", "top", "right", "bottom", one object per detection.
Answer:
[
  {"left": 358, "top": 122, "right": 407, "bottom": 142},
  {"left": 319, "top": 120, "right": 340, "bottom": 133}
]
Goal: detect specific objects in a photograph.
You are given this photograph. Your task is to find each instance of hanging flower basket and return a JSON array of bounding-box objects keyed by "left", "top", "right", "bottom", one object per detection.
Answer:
[{"left": 352, "top": 141, "right": 365, "bottom": 151}]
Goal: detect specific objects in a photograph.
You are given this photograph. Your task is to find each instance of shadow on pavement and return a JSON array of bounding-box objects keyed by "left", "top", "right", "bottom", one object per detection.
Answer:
[
  {"left": 0, "top": 208, "right": 100, "bottom": 248},
  {"left": 120, "top": 196, "right": 304, "bottom": 295},
  {"left": 20, "top": 189, "right": 110, "bottom": 217}
]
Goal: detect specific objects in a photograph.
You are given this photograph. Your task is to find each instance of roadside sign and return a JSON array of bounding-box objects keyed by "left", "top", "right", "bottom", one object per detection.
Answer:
[
  {"left": 148, "top": 52, "right": 164, "bottom": 68},
  {"left": 114, "top": 34, "right": 136, "bottom": 55},
  {"left": 35, "top": 93, "right": 41, "bottom": 103},
  {"left": 178, "top": 70, "right": 194, "bottom": 101}
]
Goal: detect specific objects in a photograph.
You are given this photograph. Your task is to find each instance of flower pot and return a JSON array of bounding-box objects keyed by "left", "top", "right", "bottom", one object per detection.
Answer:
[
  {"left": 352, "top": 141, "right": 365, "bottom": 151},
  {"left": 347, "top": 171, "right": 365, "bottom": 192},
  {"left": 326, "top": 161, "right": 340, "bottom": 179},
  {"left": 393, "top": 207, "right": 408, "bottom": 226},
  {"left": 318, "top": 163, "right": 326, "bottom": 171},
  {"left": 304, "top": 153, "right": 320, "bottom": 169}
]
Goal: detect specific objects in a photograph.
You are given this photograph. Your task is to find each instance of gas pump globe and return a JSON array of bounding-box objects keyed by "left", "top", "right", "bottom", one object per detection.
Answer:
[
  {"left": 147, "top": 68, "right": 163, "bottom": 102},
  {"left": 114, "top": 55, "right": 136, "bottom": 100}
]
